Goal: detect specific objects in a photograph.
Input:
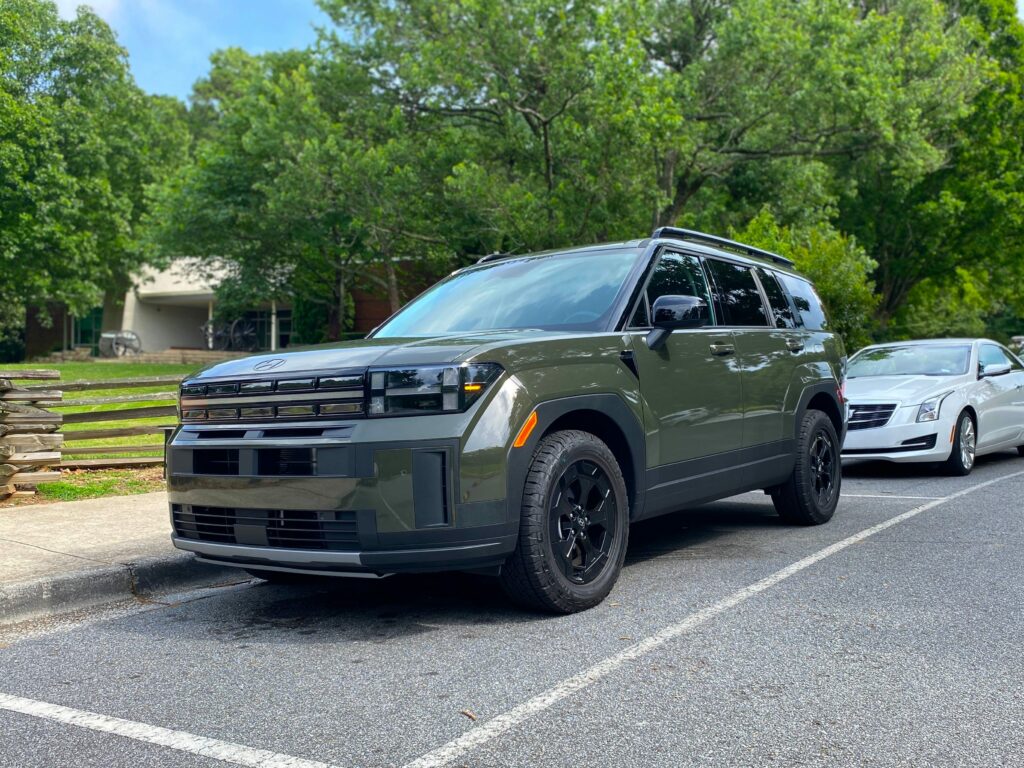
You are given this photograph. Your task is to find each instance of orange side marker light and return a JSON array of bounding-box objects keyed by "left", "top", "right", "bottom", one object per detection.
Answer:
[{"left": 513, "top": 411, "right": 538, "bottom": 448}]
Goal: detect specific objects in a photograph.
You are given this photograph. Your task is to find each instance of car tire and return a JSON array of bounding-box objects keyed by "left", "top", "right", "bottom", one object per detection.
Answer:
[
  {"left": 943, "top": 411, "right": 976, "bottom": 476},
  {"left": 499, "top": 430, "right": 629, "bottom": 614},
  {"left": 245, "top": 568, "right": 323, "bottom": 584},
  {"left": 771, "top": 409, "right": 841, "bottom": 525}
]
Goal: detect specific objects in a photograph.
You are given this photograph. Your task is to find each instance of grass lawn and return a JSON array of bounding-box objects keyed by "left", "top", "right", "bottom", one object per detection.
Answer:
[
  {"left": 1, "top": 361, "right": 199, "bottom": 381},
  {"left": 2, "top": 361, "right": 192, "bottom": 503},
  {"left": 2, "top": 467, "right": 166, "bottom": 506}
]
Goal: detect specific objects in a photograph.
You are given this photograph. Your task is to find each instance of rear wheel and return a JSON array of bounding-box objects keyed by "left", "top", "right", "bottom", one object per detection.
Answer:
[
  {"left": 499, "top": 430, "right": 629, "bottom": 614},
  {"left": 771, "top": 409, "right": 840, "bottom": 525},
  {"left": 943, "top": 411, "right": 976, "bottom": 476}
]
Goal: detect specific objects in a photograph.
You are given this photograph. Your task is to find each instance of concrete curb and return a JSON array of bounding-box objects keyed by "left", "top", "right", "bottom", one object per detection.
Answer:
[{"left": 0, "top": 554, "right": 242, "bottom": 627}]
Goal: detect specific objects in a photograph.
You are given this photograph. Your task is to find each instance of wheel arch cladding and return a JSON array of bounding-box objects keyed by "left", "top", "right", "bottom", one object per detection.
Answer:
[
  {"left": 506, "top": 394, "right": 646, "bottom": 524},
  {"left": 807, "top": 390, "right": 843, "bottom": 437}
]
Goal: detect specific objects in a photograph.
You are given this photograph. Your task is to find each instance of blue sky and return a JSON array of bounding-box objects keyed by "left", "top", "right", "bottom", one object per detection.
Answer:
[
  {"left": 57, "top": 0, "right": 1024, "bottom": 102},
  {"left": 55, "top": 0, "right": 330, "bottom": 101}
]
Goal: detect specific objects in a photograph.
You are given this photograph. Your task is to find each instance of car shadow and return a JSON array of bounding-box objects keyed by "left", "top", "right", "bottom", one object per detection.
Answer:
[
  {"left": 842, "top": 449, "right": 1022, "bottom": 479},
  {"left": 134, "top": 496, "right": 783, "bottom": 644}
]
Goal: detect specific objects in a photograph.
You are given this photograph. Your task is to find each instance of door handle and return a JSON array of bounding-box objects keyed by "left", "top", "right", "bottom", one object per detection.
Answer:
[
  {"left": 786, "top": 339, "right": 804, "bottom": 352},
  {"left": 709, "top": 343, "right": 735, "bottom": 357}
]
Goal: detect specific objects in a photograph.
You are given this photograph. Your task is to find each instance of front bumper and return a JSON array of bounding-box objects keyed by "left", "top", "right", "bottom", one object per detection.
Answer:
[
  {"left": 841, "top": 404, "right": 955, "bottom": 463},
  {"left": 166, "top": 419, "right": 517, "bottom": 575}
]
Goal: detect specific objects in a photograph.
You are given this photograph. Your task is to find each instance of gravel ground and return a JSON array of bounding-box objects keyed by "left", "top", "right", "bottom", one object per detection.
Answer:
[{"left": 1, "top": 451, "right": 1022, "bottom": 768}]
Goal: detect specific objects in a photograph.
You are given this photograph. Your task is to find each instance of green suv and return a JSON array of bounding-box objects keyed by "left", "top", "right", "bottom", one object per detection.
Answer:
[{"left": 168, "top": 228, "right": 846, "bottom": 612}]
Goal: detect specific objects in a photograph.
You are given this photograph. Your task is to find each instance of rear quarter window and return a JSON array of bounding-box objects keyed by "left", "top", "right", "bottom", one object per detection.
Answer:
[{"left": 778, "top": 274, "right": 830, "bottom": 331}]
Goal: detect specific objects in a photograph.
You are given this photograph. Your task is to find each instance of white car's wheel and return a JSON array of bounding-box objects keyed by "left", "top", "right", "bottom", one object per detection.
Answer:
[{"left": 943, "top": 411, "right": 976, "bottom": 476}]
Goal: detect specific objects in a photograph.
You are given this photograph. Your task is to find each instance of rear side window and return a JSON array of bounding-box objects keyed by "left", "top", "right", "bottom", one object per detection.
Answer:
[
  {"left": 756, "top": 269, "right": 796, "bottom": 329},
  {"left": 778, "top": 274, "right": 829, "bottom": 331},
  {"left": 705, "top": 260, "right": 769, "bottom": 327}
]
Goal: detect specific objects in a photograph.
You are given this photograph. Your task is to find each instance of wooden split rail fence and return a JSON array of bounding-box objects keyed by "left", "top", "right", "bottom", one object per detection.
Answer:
[
  {"left": 2, "top": 371, "right": 190, "bottom": 500},
  {"left": 0, "top": 369, "right": 63, "bottom": 501},
  {"left": 40, "top": 374, "right": 184, "bottom": 471}
]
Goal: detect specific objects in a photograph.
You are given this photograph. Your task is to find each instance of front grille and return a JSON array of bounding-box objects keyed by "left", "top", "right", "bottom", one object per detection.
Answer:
[
  {"left": 179, "top": 371, "right": 365, "bottom": 423},
  {"left": 257, "top": 448, "right": 315, "bottom": 476},
  {"left": 848, "top": 403, "right": 897, "bottom": 430},
  {"left": 172, "top": 504, "right": 358, "bottom": 550}
]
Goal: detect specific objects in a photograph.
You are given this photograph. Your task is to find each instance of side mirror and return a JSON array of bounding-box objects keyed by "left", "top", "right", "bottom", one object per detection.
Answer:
[
  {"left": 646, "top": 295, "right": 709, "bottom": 350},
  {"left": 980, "top": 362, "right": 1011, "bottom": 378}
]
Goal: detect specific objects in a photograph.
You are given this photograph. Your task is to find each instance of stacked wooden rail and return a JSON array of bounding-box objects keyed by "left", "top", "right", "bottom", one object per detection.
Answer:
[
  {"left": 24, "top": 374, "right": 184, "bottom": 470},
  {"left": 0, "top": 369, "right": 62, "bottom": 501}
]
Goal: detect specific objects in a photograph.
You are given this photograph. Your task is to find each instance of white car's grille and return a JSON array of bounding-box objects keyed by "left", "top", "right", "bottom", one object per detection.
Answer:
[{"left": 848, "top": 403, "right": 897, "bottom": 430}]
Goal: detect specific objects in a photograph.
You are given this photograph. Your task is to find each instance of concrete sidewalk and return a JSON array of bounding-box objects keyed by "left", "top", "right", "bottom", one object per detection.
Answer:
[{"left": 0, "top": 493, "right": 238, "bottom": 625}]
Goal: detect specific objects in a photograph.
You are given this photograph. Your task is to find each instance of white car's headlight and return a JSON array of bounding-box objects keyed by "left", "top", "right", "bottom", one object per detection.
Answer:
[{"left": 916, "top": 391, "right": 954, "bottom": 423}]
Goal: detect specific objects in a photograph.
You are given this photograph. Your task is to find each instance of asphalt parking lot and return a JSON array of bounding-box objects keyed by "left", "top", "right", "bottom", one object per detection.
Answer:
[{"left": 2, "top": 452, "right": 1023, "bottom": 768}]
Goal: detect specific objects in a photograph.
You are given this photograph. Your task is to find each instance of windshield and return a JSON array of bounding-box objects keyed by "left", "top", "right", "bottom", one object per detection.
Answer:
[
  {"left": 847, "top": 344, "right": 972, "bottom": 378},
  {"left": 374, "top": 249, "right": 642, "bottom": 337}
]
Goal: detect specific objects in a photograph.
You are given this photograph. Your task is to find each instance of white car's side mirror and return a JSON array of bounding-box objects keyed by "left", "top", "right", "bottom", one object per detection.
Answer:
[{"left": 979, "top": 362, "right": 1012, "bottom": 378}]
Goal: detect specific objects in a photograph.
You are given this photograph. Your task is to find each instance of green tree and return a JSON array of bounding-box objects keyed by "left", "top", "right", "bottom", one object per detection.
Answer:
[
  {"left": 0, "top": 0, "right": 189, "bottom": 331},
  {"left": 733, "top": 209, "right": 879, "bottom": 349},
  {"left": 833, "top": 0, "right": 1023, "bottom": 326}
]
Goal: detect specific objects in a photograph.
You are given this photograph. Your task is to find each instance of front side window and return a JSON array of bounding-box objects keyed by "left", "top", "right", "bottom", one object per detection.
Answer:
[
  {"left": 979, "top": 344, "right": 1012, "bottom": 370},
  {"left": 706, "top": 260, "right": 769, "bottom": 327},
  {"left": 374, "top": 249, "right": 643, "bottom": 337},
  {"left": 629, "top": 251, "right": 714, "bottom": 328},
  {"left": 778, "top": 274, "right": 829, "bottom": 331},
  {"left": 756, "top": 268, "right": 797, "bottom": 329}
]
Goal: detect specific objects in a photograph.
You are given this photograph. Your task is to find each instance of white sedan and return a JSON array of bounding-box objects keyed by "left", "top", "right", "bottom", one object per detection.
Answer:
[{"left": 841, "top": 338, "right": 1024, "bottom": 475}]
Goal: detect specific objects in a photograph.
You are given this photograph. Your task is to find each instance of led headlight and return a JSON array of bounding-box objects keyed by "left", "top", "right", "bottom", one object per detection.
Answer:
[
  {"left": 916, "top": 391, "right": 953, "bottom": 423},
  {"left": 367, "top": 363, "right": 503, "bottom": 416}
]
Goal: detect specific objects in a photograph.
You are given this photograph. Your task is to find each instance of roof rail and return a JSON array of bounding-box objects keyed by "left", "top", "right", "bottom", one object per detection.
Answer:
[
  {"left": 650, "top": 227, "right": 794, "bottom": 267},
  {"left": 477, "top": 251, "right": 514, "bottom": 264}
]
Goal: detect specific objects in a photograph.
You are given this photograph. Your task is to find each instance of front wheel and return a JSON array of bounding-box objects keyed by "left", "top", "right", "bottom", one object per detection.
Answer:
[
  {"left": 771, "top": 409, "right": 841, "bottom": 525},
  {"left": 499, "top": 430, "right": 629, "bottom": 614},
  {"left": 943, "top": 411, "right": 976, "bottom": 476}
]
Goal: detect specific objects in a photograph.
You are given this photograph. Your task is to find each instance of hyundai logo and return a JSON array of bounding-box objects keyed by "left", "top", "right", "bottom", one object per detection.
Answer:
[{"left": 253, "top": 358, "right": 286, "bottom": 371}]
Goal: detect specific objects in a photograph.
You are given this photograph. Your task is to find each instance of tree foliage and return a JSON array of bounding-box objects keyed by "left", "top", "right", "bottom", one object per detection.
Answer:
[
  {"left": 4, "top": 0, "right": 1024, "bottom": 352},
  {"left": 0, "top": 0, "right": 189, "bottom": 322}
]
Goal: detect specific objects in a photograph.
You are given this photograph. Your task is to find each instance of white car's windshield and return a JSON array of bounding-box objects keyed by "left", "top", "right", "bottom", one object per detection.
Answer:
[
  {"left": 848, "top": 344, "right": 972, "bottom": 378},
  {"left": 375, "top": 249, "right": 642, "bottom": 337}
]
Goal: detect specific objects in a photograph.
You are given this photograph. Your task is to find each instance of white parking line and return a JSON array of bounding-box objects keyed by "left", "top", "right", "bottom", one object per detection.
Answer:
[
  {"left": 2, "top": 469, "right": 1022, "bottom": 768},
  {"left": 404, "top": 469, "right": 1024, "bottom": 768},
  {"left": 842, "top": 494, "right": 943, "bottom": 500},
  {"left": 0, "top": 692, "right": 339, "bottom": 768}
]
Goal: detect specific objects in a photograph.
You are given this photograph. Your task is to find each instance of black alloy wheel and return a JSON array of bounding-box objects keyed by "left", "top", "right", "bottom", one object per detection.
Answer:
[
  {"left": 771, "top": 409, "right": 841, "bottom": 525},
  {"left": 549, "top": 459, "right": 618, "bottom": 585},
  {"left": 809, "top": 431, "right": 838, "bottom": 509},
  {"left": 499, "top": 429, "right": 629, "bottom": 613}
]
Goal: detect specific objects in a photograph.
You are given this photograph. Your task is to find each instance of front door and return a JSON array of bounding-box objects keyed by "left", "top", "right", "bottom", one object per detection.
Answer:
[
  {"left": 976, "top": 343, "right": 1024, "bottom": 449},
  {"left": 627, "top": 250, "right": 744, "bottom": 469}
]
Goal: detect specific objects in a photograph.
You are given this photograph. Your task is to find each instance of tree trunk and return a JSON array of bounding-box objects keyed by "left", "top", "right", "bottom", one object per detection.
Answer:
[
  {"left": 326, "top": 264, "right": 344, "bottom": 341},
  {"left": 385, "top": 259, "right": 401, "bottom": 314}
]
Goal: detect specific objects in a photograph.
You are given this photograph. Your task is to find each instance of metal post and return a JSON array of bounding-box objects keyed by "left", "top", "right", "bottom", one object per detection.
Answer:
[{"left": 270, "top": 300, "right": 278, "bottom": 352}]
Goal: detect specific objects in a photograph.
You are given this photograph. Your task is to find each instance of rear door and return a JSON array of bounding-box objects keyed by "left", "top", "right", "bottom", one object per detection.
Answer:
[
  {"left": 703, "top": 259, "right": 794, "bottom": 447},
  {"left": 627, "top": 249, "right": 743, "bottom": 468}
]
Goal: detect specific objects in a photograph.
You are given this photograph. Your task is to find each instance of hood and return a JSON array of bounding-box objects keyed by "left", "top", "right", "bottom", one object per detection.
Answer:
[
  {"left": 186, "top": 330, "right": 556, "bottom": 381},
  {"left": 845, "top": 375, "right": 961, "bottom": 406}
]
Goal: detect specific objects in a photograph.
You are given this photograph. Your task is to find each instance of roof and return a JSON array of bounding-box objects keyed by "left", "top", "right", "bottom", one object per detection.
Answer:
[{"left": 472, "top": 228, "right": 801, "bottom": 275}]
